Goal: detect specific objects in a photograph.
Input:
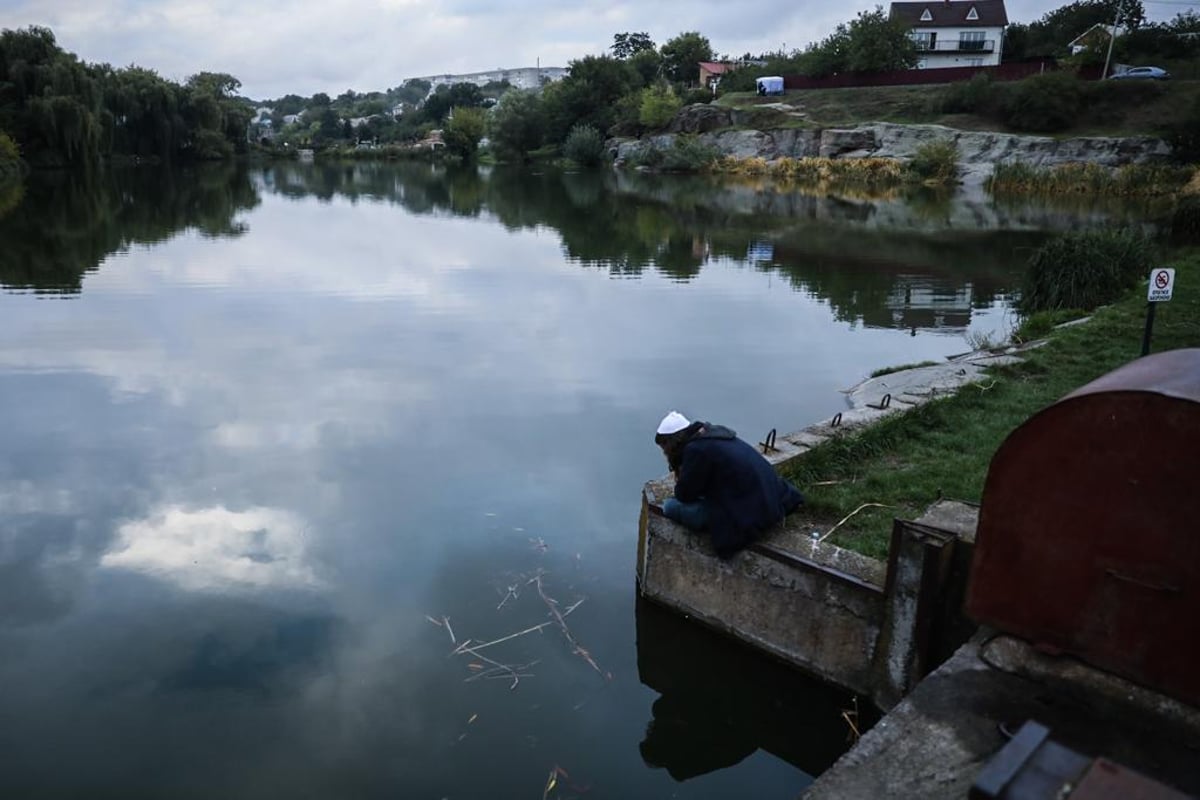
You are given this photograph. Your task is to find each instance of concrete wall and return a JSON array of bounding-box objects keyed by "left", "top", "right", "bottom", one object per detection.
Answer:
[
  {"left": 640, "top": 494, "right": 886, "bottom": 696},
  {"left": 639, "top": 474, "right": 979, "bottom": 708}
]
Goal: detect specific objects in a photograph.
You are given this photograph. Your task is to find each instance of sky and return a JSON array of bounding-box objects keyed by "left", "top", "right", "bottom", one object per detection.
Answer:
[{"left": 0, "top": 0, "right": 1193, "bottom": 100}]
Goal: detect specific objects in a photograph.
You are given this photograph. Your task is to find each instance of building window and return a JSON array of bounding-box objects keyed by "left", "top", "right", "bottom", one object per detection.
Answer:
[
  {"left": 966, "top": 6, "right": 979, "bottom": 20},
  {"left": 911, "top": 31, "right": 936, "bottom": 50},
  {"left": 959, "top": 30, "right": 986, "bottom": 51},
  {"left": 920, "top": 8, "right": 933, "bottom": 21}
]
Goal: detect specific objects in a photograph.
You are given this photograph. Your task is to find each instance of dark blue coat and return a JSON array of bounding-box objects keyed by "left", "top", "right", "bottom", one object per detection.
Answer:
[{"left": 673, "top": 424, "right": 805, "bottom": 559}]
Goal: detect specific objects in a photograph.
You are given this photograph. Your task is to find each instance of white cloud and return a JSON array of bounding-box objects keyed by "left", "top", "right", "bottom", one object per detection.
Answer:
[
  {"left": 4, "top": 0, "right": 1172, "bottom": 99},
  {"left": 102, "top": 504, "right": 323, "bottom": 591}
]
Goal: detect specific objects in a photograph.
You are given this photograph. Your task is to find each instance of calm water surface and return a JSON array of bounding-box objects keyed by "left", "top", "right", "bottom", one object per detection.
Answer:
[{"left": 0, "top": 162, "right": 1139, "bottom": 798}]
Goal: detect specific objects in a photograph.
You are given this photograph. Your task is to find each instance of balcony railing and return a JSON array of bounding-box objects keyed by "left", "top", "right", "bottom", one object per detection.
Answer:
[{"left": 913, "top": 39, "right": 996, "bottom": 53}]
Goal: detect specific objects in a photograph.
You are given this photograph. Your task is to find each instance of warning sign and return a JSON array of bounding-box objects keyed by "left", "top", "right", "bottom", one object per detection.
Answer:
[{"left": 1148, "top": 268, "right": 1175, "bottom": 302}]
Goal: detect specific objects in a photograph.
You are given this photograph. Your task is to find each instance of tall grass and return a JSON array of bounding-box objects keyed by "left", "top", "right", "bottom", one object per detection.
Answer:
[
  {"left": 714, "top": 155, "right": 904, "bottom": 186},
  {"left": 1018, "top": 229, "right": 1157, "bottom": 313},
  {"left": 990, "top": 162, "right": 1193, "bottom": 196}
]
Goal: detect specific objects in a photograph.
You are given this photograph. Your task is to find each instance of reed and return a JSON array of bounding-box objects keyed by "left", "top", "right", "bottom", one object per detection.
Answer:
[{"left": 990, "top": 161, "right": 1193, "bottom": 197}]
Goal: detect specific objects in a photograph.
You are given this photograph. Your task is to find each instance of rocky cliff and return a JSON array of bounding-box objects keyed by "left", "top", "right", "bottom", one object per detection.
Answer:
[{"left": 609, "top": 105, "right": 1172, "bottom": 186}]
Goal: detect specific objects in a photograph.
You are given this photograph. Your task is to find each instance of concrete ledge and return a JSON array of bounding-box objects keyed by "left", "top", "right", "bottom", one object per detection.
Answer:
[{"left": 804, "top": 632, "right": 1200, "bottom": 799}]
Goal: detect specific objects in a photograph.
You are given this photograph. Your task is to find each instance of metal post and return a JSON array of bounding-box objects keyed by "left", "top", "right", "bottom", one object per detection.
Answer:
[{"left": 1141, "top": 302, "right": 1157, "bottom": 357}]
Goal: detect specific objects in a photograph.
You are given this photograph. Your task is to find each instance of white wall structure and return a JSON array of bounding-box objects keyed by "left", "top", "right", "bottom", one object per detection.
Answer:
[
  {"left": 890, "top": 0, "right": 1008, "bottom": 69},
  {"left": 411, "top": 66, "right": 569, "bottom": 95}
]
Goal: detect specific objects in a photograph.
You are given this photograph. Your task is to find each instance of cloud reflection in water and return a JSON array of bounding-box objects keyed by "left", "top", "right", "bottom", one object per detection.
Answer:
[{"left": 102, "top": 505, "right": 322, "bottom": 592}]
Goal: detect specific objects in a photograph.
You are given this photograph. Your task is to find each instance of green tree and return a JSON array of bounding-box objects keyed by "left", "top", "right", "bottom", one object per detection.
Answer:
[
  {"left": 0, "top": 26, "right": 104, "bottom": 165},
  {"left": 487, "top": 89, "right": 544, "bottom": 161},
  {"left": 660, "top": 32, "right": 714, "bottom": 85},
  {"left": 444, "top": 106, "right": 486, "bottom": 159},
  {"left": 422, "top": 82, "right": 485, "bottom": 123},
  {"left": 1005, "top": 0, "right": 1145, "bottom": 59},
  {"left": 629, "top": 49, "right": 664, "bottom": 87},
  {"left": 541, "top": 55, "right": 640, "bottom": 142},
  {"left": 612, "top": 32, "right": 656, "bottom": 59},
  {"left": 845, "top": 6, "right": 918, "bottom": 72},
  {"left": 391, "top": 78, "right": 430, "bottom": 106}
]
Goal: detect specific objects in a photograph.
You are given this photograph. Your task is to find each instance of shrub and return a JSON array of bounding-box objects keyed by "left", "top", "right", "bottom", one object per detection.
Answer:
[
  {"left": 937, "top": 73, "right": 994, "bottom": 115},
  {"left": 639, "top": 84, "right": 684, "bottom": 130},
  {"left": 998, "top": 71, "right": 1085, "bottom": 133},
  {"left": 1018, "top": 229, "right": 1156, "bottom": 313},
  {"left": 681, "top": 89, "right": 715, "bottom": 106},
  {"left": 659, "top": 135, "right": 719, "bottom": 172},
  {"left": 1166, "top": 96, "right": 1200, "bottom": 165},
  {"left": 1171, "top": 194, "right": 1200, "bottom": 244},
  {"left": 907, "top": 140, "right": 958, "bottom": 184},
  {"left": 563, "top": 124, "right": 607, "bottom": 167}
]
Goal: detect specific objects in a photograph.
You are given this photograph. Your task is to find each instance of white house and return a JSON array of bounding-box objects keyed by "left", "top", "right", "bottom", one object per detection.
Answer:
[
  {"left": 1068, "top": 23, "right": 1119, "bottom": 55},
  {"left": 889, "top": 0, "right": 1008, "bottom": 69}
]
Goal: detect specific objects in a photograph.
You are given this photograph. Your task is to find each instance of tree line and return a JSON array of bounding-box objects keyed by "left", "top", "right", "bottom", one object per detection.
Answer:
[
  {"left": 3, "top": 1, "right": 1198, "bottom": 169},
  {"left": 0, "top": 26, "right": 252, "bottom": 167}
]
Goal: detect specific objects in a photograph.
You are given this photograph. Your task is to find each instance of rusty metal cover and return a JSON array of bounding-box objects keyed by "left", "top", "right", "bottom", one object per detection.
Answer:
[{"left": 967, "top": 349, "right": 1200, "bottom": 706}]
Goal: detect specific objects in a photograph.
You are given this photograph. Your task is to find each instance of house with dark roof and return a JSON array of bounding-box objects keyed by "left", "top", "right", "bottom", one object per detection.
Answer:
[{"left": 889, "top": 0, "right": 1008, "bottom": 69}]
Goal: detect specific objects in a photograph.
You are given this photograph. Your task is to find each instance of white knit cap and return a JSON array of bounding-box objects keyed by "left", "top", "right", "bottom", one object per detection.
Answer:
[{"left": 656, "top": 411, "right": 691, "bottom": 435}]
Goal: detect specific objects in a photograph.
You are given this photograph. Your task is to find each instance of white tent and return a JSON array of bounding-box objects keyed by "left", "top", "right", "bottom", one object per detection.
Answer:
[{"left": 755, "top": 76, "right": 785, "bottom": 96}]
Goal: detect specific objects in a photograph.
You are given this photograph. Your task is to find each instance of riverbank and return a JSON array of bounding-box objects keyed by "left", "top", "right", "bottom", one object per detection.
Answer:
[{"left": 782, "top": 248, "right": 1200, "bottom": 560}]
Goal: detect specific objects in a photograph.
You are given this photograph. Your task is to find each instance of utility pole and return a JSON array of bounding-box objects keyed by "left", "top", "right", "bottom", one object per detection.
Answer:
[{"left": 1102, "top": 7, "right": 1121, "bottom": 79}]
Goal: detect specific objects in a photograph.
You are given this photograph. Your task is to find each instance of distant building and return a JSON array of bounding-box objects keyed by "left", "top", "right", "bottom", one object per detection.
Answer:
[
  {"left": 698, "top": 61, "right": 733, "bottom": 91},
  {"left": 1068, "top": 23, "right": 1120, "bottom": 55},
  {"left": 889, "top": 0, "right": 1008, "bottom": 69},
  {"left": 411, "top": 66, "right": 568, "bottom": 94}
]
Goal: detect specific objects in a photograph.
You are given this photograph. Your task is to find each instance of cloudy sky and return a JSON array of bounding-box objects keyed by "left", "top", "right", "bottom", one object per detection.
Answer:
[{"left": 1, "top": 0, "right": 1192, "bottom": 99}]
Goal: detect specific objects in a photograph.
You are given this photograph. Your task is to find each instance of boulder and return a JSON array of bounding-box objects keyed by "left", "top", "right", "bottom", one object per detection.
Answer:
[
  {"left": 819, "top": 129, "right": 878, "bottom": 159},
  {"left": 668, "top": 104, "right": 733, "bottom": 134}
]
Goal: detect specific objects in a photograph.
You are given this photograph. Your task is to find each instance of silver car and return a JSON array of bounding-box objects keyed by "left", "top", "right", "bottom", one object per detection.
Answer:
[{"left": 1109, "top": 66, "right": 1171, "bottom": 80}]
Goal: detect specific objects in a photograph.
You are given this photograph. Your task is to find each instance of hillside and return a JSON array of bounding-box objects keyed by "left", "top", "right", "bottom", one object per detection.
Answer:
[{"left": 717, "top": 78, "right": 1200, "bottom": 139}]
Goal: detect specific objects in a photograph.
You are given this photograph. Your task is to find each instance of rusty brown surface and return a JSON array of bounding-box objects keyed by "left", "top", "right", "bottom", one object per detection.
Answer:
[{"left": 967, "top": 349, "right": 1200, "bottom": 707}]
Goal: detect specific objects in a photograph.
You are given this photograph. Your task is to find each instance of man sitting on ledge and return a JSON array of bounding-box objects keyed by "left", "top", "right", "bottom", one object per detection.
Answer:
[{"left": 653, "top": 411, "right": 805, "bottom": 559}]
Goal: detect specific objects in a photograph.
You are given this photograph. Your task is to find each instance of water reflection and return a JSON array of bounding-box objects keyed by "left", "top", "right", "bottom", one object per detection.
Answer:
[
  {"left": 103, "top": 505, "right": 323, "bottom": 592},
  {"left": 0, "top": 158, "right": 1163, "bottom": 798},
  {"left": 0, "top": 160, "right": 1064, "bottom": 335},
  {"left": 0, "top": 162, "right": 258, "bottom": 294},
  {"left": 636, "top": 596, "right": 872, "bottom": 785}
]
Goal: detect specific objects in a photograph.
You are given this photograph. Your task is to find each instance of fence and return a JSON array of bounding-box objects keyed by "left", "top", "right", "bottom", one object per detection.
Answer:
[{"left": 781, "top": 60, "right": 1100, "bottom": 91}]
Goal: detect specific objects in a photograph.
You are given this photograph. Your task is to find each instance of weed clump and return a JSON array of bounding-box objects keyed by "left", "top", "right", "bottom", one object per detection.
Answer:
[{"left": 1018, "top": 229, "right": 1156, "bottom": 313}]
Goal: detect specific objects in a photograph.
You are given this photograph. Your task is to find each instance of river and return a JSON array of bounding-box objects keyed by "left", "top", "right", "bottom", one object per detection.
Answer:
[{"left": 0, "top": 160, "right": 1155, "bottom": 799}]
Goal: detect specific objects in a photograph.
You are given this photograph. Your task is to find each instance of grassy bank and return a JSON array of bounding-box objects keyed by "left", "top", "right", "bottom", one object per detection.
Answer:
[
  {"left": 718, "top": 79, "right": 1200, "bottom": 138},
  {"left": 782, "top": 248, "right": 1200, "bottom": 559}
]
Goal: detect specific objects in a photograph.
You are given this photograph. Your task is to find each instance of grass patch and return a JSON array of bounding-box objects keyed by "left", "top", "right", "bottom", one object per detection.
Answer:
[
  {"left": 869, "top": 361, "right": 941, "bottom": 378},
  {"left": 990, "top": 162, "right": 1195, "bottom": 197},
  {"left": 782, "top": 248, "right": 1200, "bottom": 559}
]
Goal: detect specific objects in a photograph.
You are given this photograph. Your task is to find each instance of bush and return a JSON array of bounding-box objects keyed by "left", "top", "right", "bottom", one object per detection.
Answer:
[
  {"left": 907, "top": 140, "right": 958, "bottom": 184},
  {"left": 1166, "top": 96, "right": 1200, "bottom": 165},
  {"left": 562, "top": 124, "right": 607, "bottom": 167},
  {"left": 998, "top": 71, "right": 1086, "bottom": 133},
  {"left": 659, "top": 135, "right": 719, "bottom": 172},
  {"left": 629, "top": 136, "right": 719, "bottom": 172},
  {"left": 681, "top": 88, "right": 714, "bottom": 106},
  {"left": 1171, "top": 194, "right": 1200, "bottom": 244},
  {"left": 1018, "top": 229, "right": 1156, "bottom": 313},
  {"left": 639, "top": 84, "right": 684, "bottom": 130},
  {"left": 937, "top": 73, "right": 994, "bottom": 115}
]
